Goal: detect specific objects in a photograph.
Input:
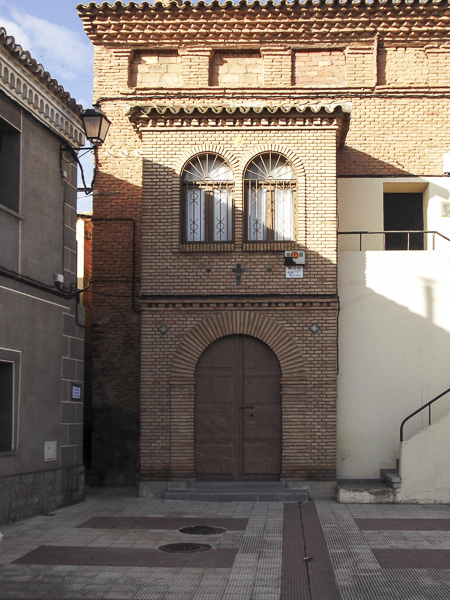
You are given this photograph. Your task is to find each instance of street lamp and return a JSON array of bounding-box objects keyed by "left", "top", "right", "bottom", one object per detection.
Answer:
[
  {"left": 62, "top": 104, "right": 111, "bottom": 195},
  {"left": 81, "top": 105, "right": 111, "bottom": 145}
]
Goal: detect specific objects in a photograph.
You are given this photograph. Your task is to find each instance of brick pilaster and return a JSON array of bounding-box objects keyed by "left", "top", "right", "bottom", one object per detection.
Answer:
[
  {"left": 261, "top": 46, "right": 293, "bottom": 87},
  {"left": 179, "top": 47, "right": 212, "bottom": 87}
]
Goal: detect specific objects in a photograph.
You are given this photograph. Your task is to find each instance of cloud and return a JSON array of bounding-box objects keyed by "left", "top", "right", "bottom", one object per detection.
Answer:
[
  {"left": 0, "top": 17, "right": 33, "bottom": 51},
  {"left": 9, "top": 8, "right": 93, "bottom": 74},
  {"left": 0, "top": 8, "right": 93, "bottom": 104}
]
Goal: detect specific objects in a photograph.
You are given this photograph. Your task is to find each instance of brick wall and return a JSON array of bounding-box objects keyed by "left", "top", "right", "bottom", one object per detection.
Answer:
[
  {"left": 141, "top": 306, "right": 337, "bottom": 481},
  {"left": 294, "top": 50, "right": 345, "bottom": 87},
  {"left": 130, "top": 52, "right": 182, "bottom": 88},
  {"left": 211, "top": 52, "right": 263, "bottom": 87},
  {"left": 80, "top": 0, "right": 450, "bottom": 485},
  {"left": 378, "top": 48, "right": 428, "bottom": 86}
]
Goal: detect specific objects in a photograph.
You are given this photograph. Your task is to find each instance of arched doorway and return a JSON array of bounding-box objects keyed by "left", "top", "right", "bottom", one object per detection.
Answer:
[{"left": 194, "top": 335, "right": 281, "bottom": 480}]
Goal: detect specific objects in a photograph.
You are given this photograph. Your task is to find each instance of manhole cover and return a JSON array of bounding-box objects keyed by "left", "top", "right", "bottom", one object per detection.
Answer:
[
  {"left": 158, "top": 543, "right": 212, "bottom": 553},
  {"left": 179, "top": 525, "right": 226, "bottom": 535}
]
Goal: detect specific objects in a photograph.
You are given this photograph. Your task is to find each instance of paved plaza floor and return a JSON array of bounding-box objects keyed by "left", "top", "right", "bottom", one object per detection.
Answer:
[{"left": 1, "top": 487, "right": 450, "bottom": 599}]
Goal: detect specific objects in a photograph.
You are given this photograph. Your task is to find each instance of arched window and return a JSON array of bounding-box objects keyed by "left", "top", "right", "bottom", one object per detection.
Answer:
[
  {"left": 182, "top": 154, "right": 233, "bottom": 243},
  {"left": 245, "top": 153, "right": 296, "bottom": 242}
]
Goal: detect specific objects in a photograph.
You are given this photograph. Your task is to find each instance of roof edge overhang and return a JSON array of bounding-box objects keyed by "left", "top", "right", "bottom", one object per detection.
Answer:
[
  {"left": 127, "top": 102, "right": 352, "bottom": 117},
  {"left": 127, "top": 102, "right": 351, "bottom": 146},
  {"left": 0, "top": 28, "right": 83, "bottom": 116},
  {"left": 77, "top": 0, "right": 450, "bottom": 12}
]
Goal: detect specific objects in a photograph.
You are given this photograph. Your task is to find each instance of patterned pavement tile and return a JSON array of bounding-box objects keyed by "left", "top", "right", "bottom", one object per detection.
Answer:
[
  {"left": 316, "top": 501, "right": 450, "bottom": 600},
  {"left": 373, "top": 549, "right": 450, "bottom": 569}
]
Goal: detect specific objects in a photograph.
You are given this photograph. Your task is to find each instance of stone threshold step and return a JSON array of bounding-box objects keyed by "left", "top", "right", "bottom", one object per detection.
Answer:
[
  {"left": 165, "top": 491, "right": 308, "bottom": 502},
  {"left": 187, "top": 481, "right": 285, "bottom": 490},
  {"left": 337, "top": 483, "right": 398, "bottom": 504}
]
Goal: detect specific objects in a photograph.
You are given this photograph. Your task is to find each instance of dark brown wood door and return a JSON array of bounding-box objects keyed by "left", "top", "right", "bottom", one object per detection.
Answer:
[{"left": 195, "top": 335, "right": 281, "bottom": 480}]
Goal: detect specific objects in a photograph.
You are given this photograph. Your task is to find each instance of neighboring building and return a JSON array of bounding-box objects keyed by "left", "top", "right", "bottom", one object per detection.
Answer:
[
  {"left": 78, "top": 0, "right": 450, "bottom": 501},
  {"left": 77, "top": 214, "right": 93, "bottom": 469},
  {"left": 0, "top": 29, "right": 85, "bottom": 523}
]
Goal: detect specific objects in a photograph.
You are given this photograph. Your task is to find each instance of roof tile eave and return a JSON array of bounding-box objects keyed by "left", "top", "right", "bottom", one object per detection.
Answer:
[
  {"left": 76, "top": 0, "right": 448, "bottom": 13},
  {"left": 127, "top": 101, "right": 352, "bottom": 117},
  {"left": 0, "top": 27, "right": 84, "bottom": 115}
]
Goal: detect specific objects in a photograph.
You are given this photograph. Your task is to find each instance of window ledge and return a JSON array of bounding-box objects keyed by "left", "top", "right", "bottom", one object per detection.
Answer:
[
  {"left": 0, "top": 203, "right": 22, "bottom": 220},
  {"left": 180, "top": 242, "right": 235, "bottom": 252},
  {"left": 243, "top": 241, "right": 299, "bottom": 252}
]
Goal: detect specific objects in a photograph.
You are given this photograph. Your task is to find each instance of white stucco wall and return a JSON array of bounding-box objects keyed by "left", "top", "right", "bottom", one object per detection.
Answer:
[
  {"left": 338, "top": 177, "right": 450, "bottom": 252},
  {"left": 337, "top": 177, "right": 450, "bottom": 480},
  {"left": 399, "top": 411, "right": 450, "bottom": 503}
]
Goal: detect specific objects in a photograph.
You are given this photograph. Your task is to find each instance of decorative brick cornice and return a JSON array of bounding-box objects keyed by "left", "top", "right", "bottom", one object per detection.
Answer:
[
  {"left": 0, "top": 29, "right": 84, "bottom": 146},
  {"left": 129, "top": 103, "right": 351, "bottom": 145},
  {"left": 78, "top": 1, "right": 450, "bottom": 45},
  {"left": 145, "top": 297, "right": 338, "bottom": 310}
]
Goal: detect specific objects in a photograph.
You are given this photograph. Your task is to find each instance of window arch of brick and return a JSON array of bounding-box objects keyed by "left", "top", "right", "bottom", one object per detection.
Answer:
[{"left": 175, "top": 146, "right": 239, "bottom": 178}]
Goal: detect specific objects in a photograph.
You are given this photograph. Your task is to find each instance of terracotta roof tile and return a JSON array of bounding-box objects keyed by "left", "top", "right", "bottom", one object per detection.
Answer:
[
  {"left": 0, "top": 28, "right": 83, "bottom": 114},
  {"left": 77, "top": 0, "right": 450, "bottom": 44}
]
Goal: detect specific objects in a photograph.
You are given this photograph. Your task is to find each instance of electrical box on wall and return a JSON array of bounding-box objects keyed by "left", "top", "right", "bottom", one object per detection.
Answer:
[
  {"left": 44, "top": 441, "right": 57, "bottom": 461},
  {"left": 284, "top": 251, "right": 305, "bottom": 266},
  {"left": 442, "top": 203, "right": 450, "bottom": 217}
]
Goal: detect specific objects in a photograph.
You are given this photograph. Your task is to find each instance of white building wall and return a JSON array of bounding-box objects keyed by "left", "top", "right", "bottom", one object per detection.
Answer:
[
  {"left": 337, "top": 177, "right": 450, "bottom": 480},
  {"left": 399, "top": 411, "right": 450, "bottom": 503}
]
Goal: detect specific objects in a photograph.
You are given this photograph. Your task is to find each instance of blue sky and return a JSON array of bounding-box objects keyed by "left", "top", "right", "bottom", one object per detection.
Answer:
[{"left": 0, "top": 0, "right": 96, "bottom": 210}]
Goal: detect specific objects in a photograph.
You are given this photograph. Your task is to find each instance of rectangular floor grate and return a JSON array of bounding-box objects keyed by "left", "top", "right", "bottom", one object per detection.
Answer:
[
  {"left": 373, "top": 548, "right": 450, "bottom": 569},
  {"left": 355, "top": 518, "right": 450, "bottom": 531},
  {"left": 14, "top": 545, "right": 238, "bottom": 568},
  {"left": 77, "top": 516, "right": 248, "bottom": 530}
]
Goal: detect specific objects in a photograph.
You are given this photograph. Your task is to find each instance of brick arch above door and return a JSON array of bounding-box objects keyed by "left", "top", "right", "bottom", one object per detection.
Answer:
[{"left": 171, "top": 311, "right": 304, "bottom": 382}]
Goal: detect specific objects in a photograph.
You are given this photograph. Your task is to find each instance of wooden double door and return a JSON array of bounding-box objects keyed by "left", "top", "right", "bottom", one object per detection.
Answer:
[{"left": 194, "top": 335, "right": 281, "bottom": 480}]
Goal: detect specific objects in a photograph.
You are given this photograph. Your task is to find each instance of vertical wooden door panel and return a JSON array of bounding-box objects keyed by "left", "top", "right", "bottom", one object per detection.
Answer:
[
  {"left": 195, "top": 335, "right": 281, "bottom": 480},
  {"left": 242, "top": 336, "right": 281, "bottom": 477}
]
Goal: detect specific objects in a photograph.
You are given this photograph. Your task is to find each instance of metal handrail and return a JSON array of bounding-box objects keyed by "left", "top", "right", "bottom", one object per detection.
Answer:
[
  {"left": 338, "top": 230, "right": 450, "bottom": 251},
  {"left": 400, "top": 387, "right": 450, "bottom": 442}
]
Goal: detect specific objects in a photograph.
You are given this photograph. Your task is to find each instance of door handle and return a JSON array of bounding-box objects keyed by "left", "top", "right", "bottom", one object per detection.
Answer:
[{"left": 239, "top": 406, "right": 255, "bottom": 410}]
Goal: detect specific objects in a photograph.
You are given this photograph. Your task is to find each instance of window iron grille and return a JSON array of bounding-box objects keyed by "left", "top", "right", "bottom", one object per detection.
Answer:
[
  {"left": 182, "top": 154, "right": 233, "bottom": 243},
  {"left": 245, "top": 153, "right": 296, "bottom": 242}
]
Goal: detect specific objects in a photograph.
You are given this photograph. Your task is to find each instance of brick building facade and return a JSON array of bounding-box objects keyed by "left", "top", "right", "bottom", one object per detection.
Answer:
[{"left": 78, "top": 0, "right": 450, "bottom": 494}]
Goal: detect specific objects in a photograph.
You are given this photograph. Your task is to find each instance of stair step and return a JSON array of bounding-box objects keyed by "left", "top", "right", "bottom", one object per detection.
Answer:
[
  {"left": 164, "top": 489, "right": 308, "bottom": 502},
  {"left": 384, "top": 471, "right": 402, "bottom": 489},
  {"left": 190, "top": 481, "right": 284, "bottom": 490},
  {"left": 337, "top": 483, "right": 398, "bottom": 504}
]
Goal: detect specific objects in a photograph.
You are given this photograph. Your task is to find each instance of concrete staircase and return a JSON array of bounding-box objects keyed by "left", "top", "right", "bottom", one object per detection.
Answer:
[
  {"left": 164, "top": 481, "right": 308, "bottom": 502},
  {"left": 337, "top": 463, "right": 402, "bottom": 503}
]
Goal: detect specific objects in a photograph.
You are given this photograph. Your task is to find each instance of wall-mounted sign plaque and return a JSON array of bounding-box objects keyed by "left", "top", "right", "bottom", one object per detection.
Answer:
[{"left": 286, "top": 266, "right": 304, "bottom": 279}]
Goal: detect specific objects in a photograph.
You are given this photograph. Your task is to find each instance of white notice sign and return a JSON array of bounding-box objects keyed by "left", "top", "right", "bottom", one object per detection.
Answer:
[{"left": 286, "top": 266, "right": 304, "bottom": 279}]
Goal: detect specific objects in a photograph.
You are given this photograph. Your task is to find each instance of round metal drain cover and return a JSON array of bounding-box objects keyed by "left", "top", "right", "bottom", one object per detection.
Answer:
[
  {"left": 179, "top": 525, "right": 226, "bottom": 535},
  {"left": 158, "top": 543, "right": 212, "bottom": 553}
]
